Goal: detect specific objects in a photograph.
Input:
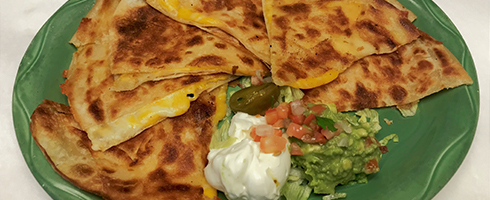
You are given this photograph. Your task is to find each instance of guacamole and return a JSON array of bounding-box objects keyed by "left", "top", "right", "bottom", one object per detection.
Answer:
[{"left": 290, "top": 105, "right": 386, "bottom": 195}]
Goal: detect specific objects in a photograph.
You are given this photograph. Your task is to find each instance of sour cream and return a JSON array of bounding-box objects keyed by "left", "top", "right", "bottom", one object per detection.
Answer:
[{"left": 204, "top": 112, "right": 291, "bottom": 200}]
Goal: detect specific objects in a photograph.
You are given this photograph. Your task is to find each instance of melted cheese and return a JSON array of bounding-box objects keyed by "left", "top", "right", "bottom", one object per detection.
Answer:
[
  {"left": 113, "top": 66, "right": 250, "bottom": 91},
  {"left": 212, "top": 85, "right": 228, "bottom": 126},
  {"left": 87, "top": 76, "right": 231, "bottom": 151},
  {"left": 158, "top": 0, "right": 222, "bottom": 25},
  {"left": 289, "top": 70, "right": 340, "bottom": 89},
  {"left": 203, "top": 184, "right": 218, "bottom": 198}
]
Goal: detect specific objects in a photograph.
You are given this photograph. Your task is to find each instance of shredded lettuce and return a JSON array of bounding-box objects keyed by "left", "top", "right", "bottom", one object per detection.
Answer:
[
  {"left": 355, "top": 109, "right": 382, "bottom": 133},
  {"left": 322, "top": 193, "right": 347, "bottom": 200},
  {"left": 240, "top": 76, "right": 252, "bottom": 88},
  {"left": 379, "top": 134, "right": 399, "bottom": 146},
  {"left": 209, "top": 77, "right": 250, "bottom": 149},
  {"left": 279, "top": 86, "right": 304, "bottom": 103},
  {"left": 209, "top": 119, "right": 236, "bottom": 149},
  {"left": 281, "top": 168, "right": 313, "bottom": 200},
  {"left": 397, "top": 101, "right": 419, "bottom": 117}
]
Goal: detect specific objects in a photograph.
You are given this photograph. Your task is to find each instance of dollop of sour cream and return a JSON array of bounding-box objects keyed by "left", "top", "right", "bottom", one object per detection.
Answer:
[{"left": 205, "top": 112, "right": 291, "bottom": 200}]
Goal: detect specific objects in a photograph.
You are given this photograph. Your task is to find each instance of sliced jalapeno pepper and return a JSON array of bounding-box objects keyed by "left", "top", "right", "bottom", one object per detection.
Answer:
[{"left": 229, "top": 83, "right": 280, "bottom": 115}]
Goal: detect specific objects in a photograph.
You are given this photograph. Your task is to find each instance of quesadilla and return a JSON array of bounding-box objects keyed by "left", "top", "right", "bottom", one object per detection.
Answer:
[
  {"left": 70, "top": 0, "right": 122, "bottom": 47},
  {"left": 107, "top": 0, "right": 269, "bottom": 91},
  {"left": 264, "top": 0, "right": 420, "bottom": 89},
  {"left": 384, "top": 0, "right": 417, "bottom": 22},
  {"left": 31, "top": 86, "right": 227, "bottom": 200},
  {"left": 144, "top": 0, "right": 271, "bottom": 64},
  {"left": 61, "top": 41, "right": 235, "bottom": 151},
  {"left": 302, "top": 31, "right": 473, "bottom": 112},
  {"left": 103, "top": 0, "right": 268, "bottom": 91}
]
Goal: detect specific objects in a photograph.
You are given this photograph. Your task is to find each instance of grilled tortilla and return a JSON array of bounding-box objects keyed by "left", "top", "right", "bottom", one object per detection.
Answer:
[
  {"left": 70, "top": 0, "right": 122, "bottom": 47},
  {"left": 31, "top": 86, "right": 226, "bottom": 200},
  {"left": 145, "top": 0, "right": 271, "bottom": 64},
  {"left": 105, "top": 0, "right": 268, "bottom": 91},
  {"left": 61, "top": 41, "right": 235, "bottom": 151},
  {"left": 264, "top": 0, "right": 420, "bottom": 89},
  {"left": 302, "top": 31, "right": 473, "bottom": 112}
]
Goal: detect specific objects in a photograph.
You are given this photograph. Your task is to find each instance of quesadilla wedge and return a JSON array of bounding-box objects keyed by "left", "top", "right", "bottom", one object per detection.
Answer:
[
  {"left": 302, "top": 31, "right": 473, "bottom": 112},
  {"left": 61, "top": 41, "right": 235, "bottom": 151},
  {"left": 98, "top": 0, "right": 267, "bottom": 91},
  {"left": 384, "top": 0, "right": 416, "bottom": 22},
  {"left": 31, "top": 86, "right": 227, "bottom": 200},
  {"left": 264, "top": 0, "right": 420, "bottom": 89},
  {"left": 144, "top": 0, "right": 271, "bottom": 63},
  {"left": 70, "top": 0, "right": 122, "bottom": 47}
]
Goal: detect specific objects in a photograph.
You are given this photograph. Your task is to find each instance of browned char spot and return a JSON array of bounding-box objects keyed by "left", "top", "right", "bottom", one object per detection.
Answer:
[
  {"left": 88, "top": 99, "right": 104, "bottom": 122},
  {"left": 84, "top": 46, "right": 93, "bottom": 57},
  {"left": 280, "top": 3, "right": 311, "bottom": 15},
  {"left": 306, "top": 28, "right": 321, "bottom": 38},
  {"left": 239, "top": 56, "right": 254, "bottom": 66},
  {"left": 278, "top": 61, "right": 308, "bottom": 80},
  {"left": 71, "top": 164, "right": 94, "bottom": 178},
  {"left": 433, "top": 48, "right": 449, "bottom": 67},
  {"left": 417, "top": 60, "right": 433, "bottom": 71},
  {"left": 214, "top": 43, "right": 226, "bottom": 49},
  {"left": 398, "top": 18, "right": 419, "bottom": 35},
  {"left": 183, "top": 76, "right": 204, "bottom": 85},
  {"left": 145, "top": 57, "right": 162, "bottom": 66},
  {"left": 232, "top": 65, "right": 239, "bottom": 74},
  {"left": 338, "top": 89, "right": 352, "bottom": 100},
  {"left": 389, "top": 85, "right": 408, "bottom": 102},
  {"left": 189, "top": 55, "right": 226, "bottom": 66},
  {"left": 162, "top": 144, "right": 179, "bottom": 163},
  {"left": 273, "top": 16, "right": 290, "bottom": 30},
  {"left": 186, "top": 35, "right": 204, "bottom": 47},
  {"left": 353, "top": 82, "right": 378, "bottom": 110},
  {"left": 356, "top": 20, "right": 397, "bottom": 49}
]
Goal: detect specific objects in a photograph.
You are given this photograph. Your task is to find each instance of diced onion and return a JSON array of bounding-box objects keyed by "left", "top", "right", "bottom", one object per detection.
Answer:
[
  {"left": 262, "top": 76, "right": 273, "bottom": 83},
  {"left": 337, "top": 136, "right": 349, "bottom": 147},
  {"left": 290, "top": 99, "right": 306, "bottom": 116},
  {"left": 337, "top": 120, "right": 352, "bottom": 134},
  {"left": 255, "top": 124, "right": 274, "bottom": 136}
]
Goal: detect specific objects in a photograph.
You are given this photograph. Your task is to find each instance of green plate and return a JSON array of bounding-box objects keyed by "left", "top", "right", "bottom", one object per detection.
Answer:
[{"left": 12, "top": 0, "right": 480, "bottom": 199}]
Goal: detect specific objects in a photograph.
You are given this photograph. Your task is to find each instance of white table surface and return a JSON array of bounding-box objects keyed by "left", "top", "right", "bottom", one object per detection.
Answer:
[{"left": 1, "top": 0, "right": 489, "bottom": 199}]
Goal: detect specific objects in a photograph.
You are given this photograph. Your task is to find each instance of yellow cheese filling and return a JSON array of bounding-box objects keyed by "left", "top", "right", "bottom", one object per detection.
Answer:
[
  {"left": 87, "top": 76, "right": 231, "bottom": 151},
  {"left": 288, "top": 70, "right": 340, "bottom": 89},
  {"left": 158, "top": 0, "right": 222, "bottom": 25}
]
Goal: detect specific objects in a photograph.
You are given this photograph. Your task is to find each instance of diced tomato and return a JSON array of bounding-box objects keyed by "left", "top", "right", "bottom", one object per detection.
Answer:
[
  {"left": 301, "top": 134, "right": 316, "bottom": 143},
  {"left": 365, "top": 158, "right": 379, "bottom": 174},
  {"left": 251, "top": 75, "right": 263, "bottom": 85},
  {"left": 260, "top": 135, "right": 287, "bottom": 154},
  {"left": 250, "top": 127, "right": 261, "bottom": 142},
  {"left": 265, "top": 109, "right": 279, "bottom": 125},
  {"left": 364, "top": 137, "right": 374, "bottom": 148},
  {"left": 308, "top": 122, "right": 321, "bottom": 133},
  {"left": 276, "top": 103, "right": 291, "bottom": 119},
  {"left": 272, "top": 119, "right": 284, "bottom": 128},
  {"left": 365, "top": 137, "right": 381, "bottom": 148},
  {"left": 282, "top": 118, "right": 292, "bottom": 128},
  {"left": 314, "top": 132, "right": 327, "bottom": 144},
  {"left": 303, "top": 114, "right": 316, "bottom": 125},
  {"left": 379, "top": 146, "right": 389, "bottom": 154},
  {"left": 310, "top": 104, "right": 326, "bottom": 114},
  {"left": 290, "top": 142, "right": 304, "bottom": 155},
  {"left": 321, "top": 128, "right": 335, "bottom": 140},
  {"left": 286, "top": 123, "right": 311, "bottom": 139},
  {"left": 289, "top": 113, "right": 305, "bottom": 124},
  {"left": 274, "top": 128, "right": 283, "bottom": 136}
]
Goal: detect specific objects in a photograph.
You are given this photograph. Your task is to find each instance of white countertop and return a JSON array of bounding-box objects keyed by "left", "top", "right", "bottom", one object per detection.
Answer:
[{"left": 1, "top": 0, "right": 488, "bottom": 199}]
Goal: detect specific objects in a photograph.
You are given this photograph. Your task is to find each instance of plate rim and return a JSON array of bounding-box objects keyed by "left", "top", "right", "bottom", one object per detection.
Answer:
[{"left": 12, "top": 0, "right": 481, "bottom": 199}]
